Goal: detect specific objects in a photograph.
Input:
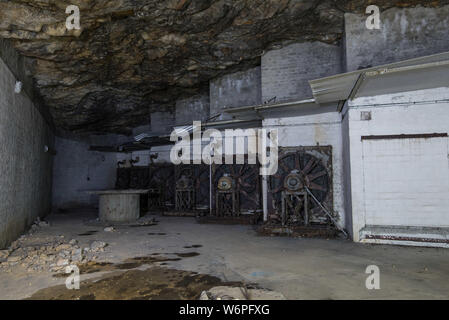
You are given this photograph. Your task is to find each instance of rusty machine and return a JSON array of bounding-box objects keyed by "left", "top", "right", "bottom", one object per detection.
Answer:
[
  {"left": 175, "top": 174, "right": 194, "bottom": 211},
  {"left": 171, "top": 164, "right": 210, "bottom": 214},
  {"left": 208, "top": 158, "right": 262, "bottom": 223},
  {"left": 267, "top": 146, "right": 337, "bottom": 234},
  {"left": 215, "top": 174, "right": 238, "bottom": 216},
  {"left": 148, "top": 163, "right": 175, "bottom": 210}
]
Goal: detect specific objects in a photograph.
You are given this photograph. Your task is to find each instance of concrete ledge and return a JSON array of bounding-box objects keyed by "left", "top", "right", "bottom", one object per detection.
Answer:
[{"left": 360, "top": 225, "right": 449, "bottom": 248}]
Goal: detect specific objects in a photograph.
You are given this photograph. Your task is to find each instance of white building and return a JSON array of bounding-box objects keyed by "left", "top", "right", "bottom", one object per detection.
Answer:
[
  {"left": 311, "top": 52, "right": 449, "bottom": 247},
  {"left": 227, "top": 52, "right": 449, "bottom": 247}
]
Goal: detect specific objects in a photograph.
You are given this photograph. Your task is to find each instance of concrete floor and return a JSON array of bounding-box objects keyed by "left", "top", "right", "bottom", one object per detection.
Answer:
[{"left": 1, "top": 210, "right": 448, "bottom": 299}]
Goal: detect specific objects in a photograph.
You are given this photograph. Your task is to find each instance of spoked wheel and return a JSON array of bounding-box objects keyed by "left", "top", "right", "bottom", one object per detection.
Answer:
[
  {"left": 270, "top": 151, "right": 331, "bottom": 224},
  {"left": 213, "top": 161, "right": 260, "bottom": 213}
]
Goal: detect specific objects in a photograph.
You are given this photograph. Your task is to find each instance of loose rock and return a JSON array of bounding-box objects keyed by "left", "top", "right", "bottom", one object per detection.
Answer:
[{"left": 90, "top": 241, "right": 107, "bottom": 252}]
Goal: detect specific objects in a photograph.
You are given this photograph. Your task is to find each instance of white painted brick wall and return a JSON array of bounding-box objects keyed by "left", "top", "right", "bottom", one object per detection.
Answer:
[
  {"left": 263, "top": 106, "right": 345, "bottom": 228},
  {"left": 347, "top": 88, "right": 449, "bottom": 241}
]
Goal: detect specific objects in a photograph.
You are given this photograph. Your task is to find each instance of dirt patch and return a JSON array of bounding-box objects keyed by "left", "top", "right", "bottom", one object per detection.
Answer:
[
  {"left": 52, "top": 262, "right": 115, "bottom": 278},
  {"left": 28, "top": 267, "right": 240, "bottom": 300},
  {"left": 79, "top": 261, "right": 116, "bottom": 274}
]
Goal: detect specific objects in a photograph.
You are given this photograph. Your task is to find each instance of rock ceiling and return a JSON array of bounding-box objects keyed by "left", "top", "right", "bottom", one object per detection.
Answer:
[{"left": 0, "top": 0, "right": 446, "bottom": 134}]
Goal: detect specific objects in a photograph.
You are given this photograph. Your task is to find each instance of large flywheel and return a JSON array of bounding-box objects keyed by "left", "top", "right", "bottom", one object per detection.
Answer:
[
  {"left": 212, "top": 159, "right": 261, "bottom": 215},
  {"left": 269, "top": 147, "right": 333, "bottom": 225}
]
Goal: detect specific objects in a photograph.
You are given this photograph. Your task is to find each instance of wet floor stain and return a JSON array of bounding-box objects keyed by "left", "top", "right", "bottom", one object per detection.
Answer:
[
  {"left": 52, "top": 253, "right": 196, "bottom": 278},
  {"left": 78, "top": 230, "right": 99, "bottom": 236},
  {"left": 114, "top": 256, "right": 181, "bottom": 270},
  {"left": 183, "top": 245, "right": 203, "bottom": 249},
  {"left": 174, "top": 252, "right": 200, "bottom": 258},
  {"left": 29, "top": 267, "right": 241, "bottom": 300}
]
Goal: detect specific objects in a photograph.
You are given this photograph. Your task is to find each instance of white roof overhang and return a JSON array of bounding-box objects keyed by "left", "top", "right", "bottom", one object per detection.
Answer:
[{"left": 310, "top": 51, "right": 449, "bottom": 104}]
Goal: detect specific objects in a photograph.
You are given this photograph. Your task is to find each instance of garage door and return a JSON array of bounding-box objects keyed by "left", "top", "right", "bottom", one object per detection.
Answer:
[{"left": 362, "top": 134, "right": 449, "bottom": 227}]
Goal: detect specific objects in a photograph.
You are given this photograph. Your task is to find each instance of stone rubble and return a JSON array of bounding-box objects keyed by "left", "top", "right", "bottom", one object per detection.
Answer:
[
  {"left": 0, "top": 218, "right": 108, "bottom": 274},
  {"left": 199, "top": 286, "right": 286, "bottom": 300}
]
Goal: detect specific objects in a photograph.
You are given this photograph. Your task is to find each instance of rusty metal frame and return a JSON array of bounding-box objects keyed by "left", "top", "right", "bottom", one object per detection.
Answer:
[
  {"left": 268, "top": 146, "right": 334, "bottom": 224},
  {"left": 211, "top": 155, "right": 261, "bottom": 216}
]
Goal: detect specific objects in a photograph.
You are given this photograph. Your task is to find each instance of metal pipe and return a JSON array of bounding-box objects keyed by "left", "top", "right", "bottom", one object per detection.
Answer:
[
  {"left": 304, "top": 186, "right": 348, "bottom": 238},
  {"left": 209, "top": 162, "right": 212, "bottom": 216},
  {"left": 262, "top": 175, "right": 268, "bottom": 221}
]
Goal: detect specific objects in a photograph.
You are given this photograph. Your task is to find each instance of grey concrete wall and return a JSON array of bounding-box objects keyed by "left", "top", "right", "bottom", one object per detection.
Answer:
[
  {"left": 345, "top": 5, "right": 449, "bottom": 71},
  {"left": 0, "top": 56, "right": 54, "bottom": 249},
  {"left": 341, "top": 104, "right": 353, "bottom": 237},
  {"left": 175, "top": 94, "right": 210, "bottom": 125},
  {"left": 150, "top": 111, "right": 175, "bottom": 133},
  {"left": 210, "top": 67, "right": 261, "bottom": 121},
  {"left": 262, "top": 42, "right": 342, "bottom": 104},
  {"left": 52, "top": 135, "right": 123, "bottom": 210}
]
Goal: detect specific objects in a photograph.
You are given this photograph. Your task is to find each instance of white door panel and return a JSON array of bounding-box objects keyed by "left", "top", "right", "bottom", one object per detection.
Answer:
[{"left": 362, "top": 137, "right": 449, "bottom": 227}]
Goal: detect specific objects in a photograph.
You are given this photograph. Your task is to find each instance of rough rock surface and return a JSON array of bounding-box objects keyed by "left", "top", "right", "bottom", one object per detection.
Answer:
[{"left": 0, "top": 1, "right": 447, "bottom": 134}]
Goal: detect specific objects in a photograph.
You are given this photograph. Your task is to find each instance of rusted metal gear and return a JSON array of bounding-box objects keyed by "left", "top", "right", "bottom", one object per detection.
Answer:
[
  {"left": 270, "top": 150, "right": 332, "bottom": 224},
  {"left": 213, "top": 160, "right": 261, "bottom": 212}
]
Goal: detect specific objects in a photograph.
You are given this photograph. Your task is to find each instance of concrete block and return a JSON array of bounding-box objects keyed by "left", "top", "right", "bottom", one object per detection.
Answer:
[{"left": 345, "top": 6, "right": 449, "bottom": 71}]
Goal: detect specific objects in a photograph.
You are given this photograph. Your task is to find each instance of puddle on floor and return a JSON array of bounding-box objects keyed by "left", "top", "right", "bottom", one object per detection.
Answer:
[
  {"left": 183, "top": 245, "right": 202, "bottom": 249},
  {"left": 78, "top": 230, "right": 99, "bottom": 236},
  {"left": 174, "top": 252, "right": 200, "bottom": 258},
  {"left": 114, "top": 256, "right": 182, "bottom": 270},
  {"left": 28, "top": 267, "right": 241, "bottom": 300},
  {"left": 52, "top": 253, "right": 197, "bottom": 278}
]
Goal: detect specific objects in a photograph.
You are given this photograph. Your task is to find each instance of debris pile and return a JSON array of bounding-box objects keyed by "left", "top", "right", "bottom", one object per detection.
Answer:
[
  {"left": 0, "top": 238, "right": 108, "bottom": 274},
  {"left": 199, "top": 286, "right": 286, "bottom": 300},
  {"left": 0, "top": 218, "right": 108, "bottom": 274}
]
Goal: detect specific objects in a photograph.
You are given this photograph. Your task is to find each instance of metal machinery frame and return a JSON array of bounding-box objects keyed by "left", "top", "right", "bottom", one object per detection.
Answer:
[
  {"left": 175, "top": 175, "right": 195, "bottom": 211},
  {"left": 268, "top": 146, "right": 334, "bottom": 227},
  {"left": 174, "top": 163, "right": 210, "bottom": 212},
  {"left": 215, "top": 174, "right": 239, "bottom": 217},
  {"left": 212, "top": 156, "right": 261, "bottom": 218}
]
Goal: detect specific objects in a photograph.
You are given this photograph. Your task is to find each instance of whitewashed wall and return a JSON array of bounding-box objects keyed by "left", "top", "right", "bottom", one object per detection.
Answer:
[
  {"left": 346, "top": 87, "right": 449, "bottom": 242},
  {"left": 262, "top": 104, "right": 345, "bottom": 229}
]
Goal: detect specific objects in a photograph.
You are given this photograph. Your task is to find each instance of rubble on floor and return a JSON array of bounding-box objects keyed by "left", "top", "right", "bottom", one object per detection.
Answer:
[
  {"left": 0, "top": 218, "right": 108, "bottom": 274},
  {"left": 84, "top": 216, "right": 158, "bottom": 228},
  {"left": 199, "top": 286, "right": 286, "bottom": 300}
]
